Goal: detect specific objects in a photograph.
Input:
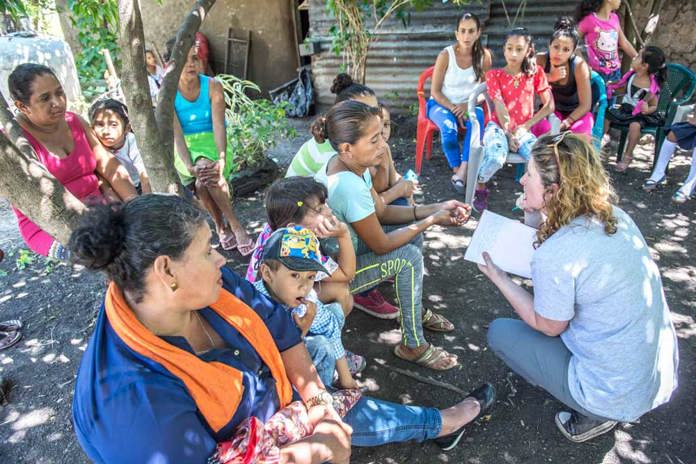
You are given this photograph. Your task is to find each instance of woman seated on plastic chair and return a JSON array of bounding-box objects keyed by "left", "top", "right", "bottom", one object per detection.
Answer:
[
  {"left": 427, "top": 12, "right": 492, "bottom": 194},
  {"left": 533, "top": 17, "right": 593, "bottom": 139}
]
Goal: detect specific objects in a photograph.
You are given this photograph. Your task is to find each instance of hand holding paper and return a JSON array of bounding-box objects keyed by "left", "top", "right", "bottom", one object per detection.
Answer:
[{"left": 464, "top": 210, "right": 537, "bottom": 279}]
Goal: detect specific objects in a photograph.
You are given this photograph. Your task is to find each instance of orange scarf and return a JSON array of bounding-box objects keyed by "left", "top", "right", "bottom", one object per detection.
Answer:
[{"left": 104, "top": 283, "right": 293, "bottom": 433}]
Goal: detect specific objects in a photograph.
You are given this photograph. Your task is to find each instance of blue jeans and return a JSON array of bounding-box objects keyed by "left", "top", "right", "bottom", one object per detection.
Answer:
[
  {"left": 344, "top": 396, "right": 442, "bottom": 446},
  {"left": 600, "top": 69, "right": 622, "bottom": 106},
  {"left": 477, "top": 122, "right": 536, "bottom": 184},
  {"left": 304, "top": 335, "right": 336, "bottom": 387},
  {"left": 426, "top": 98, "right": 485, "bottom": 169}
]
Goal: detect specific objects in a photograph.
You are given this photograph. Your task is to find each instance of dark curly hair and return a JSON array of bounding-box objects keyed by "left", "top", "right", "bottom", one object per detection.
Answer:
[
  {"left": 68, "top": 195, "right": 207, "bottom": 303},
  {"left": 330, "top": 73, "right": 376, "bottom": 104},
  {"left": 550, "top": 16, "right": 580, "bottom": 48}
]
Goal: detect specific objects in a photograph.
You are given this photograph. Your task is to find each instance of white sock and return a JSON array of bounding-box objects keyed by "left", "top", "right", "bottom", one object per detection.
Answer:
[
  {"left": 677, "top": 147, "right": 696, "bottom": 196},
  {"left": 649, "top": 140, "right": 677, "bottom": 182}
]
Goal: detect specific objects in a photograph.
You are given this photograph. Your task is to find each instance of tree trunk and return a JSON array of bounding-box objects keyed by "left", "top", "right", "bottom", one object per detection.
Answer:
[
  {"left": 154, "top": 0, "right": 217, "bottom": 162},
  {"left": 0, "top": 92, "right": 84, "bottom": 246},
  {"left": 117, "top": 0, "right": 217, "bottom": 195},
  {"left": 54, "top": 0, "right": 82, "bottom": 57},
  {"left": 118, "top": 0, "right": 181, "bottom": 194}
]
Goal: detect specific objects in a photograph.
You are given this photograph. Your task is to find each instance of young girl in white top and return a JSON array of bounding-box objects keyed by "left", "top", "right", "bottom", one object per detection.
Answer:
[
  {"left": 90, "top": 99, "right": 151, "bottom": 194},
  {"left": 428, "top": 12, "right": 492, "bottom": 193}
]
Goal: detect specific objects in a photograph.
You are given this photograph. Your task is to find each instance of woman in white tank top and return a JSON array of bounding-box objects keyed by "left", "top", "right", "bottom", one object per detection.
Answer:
[{"left": 428, "top": 12, "right": 492, "bottom": 193}]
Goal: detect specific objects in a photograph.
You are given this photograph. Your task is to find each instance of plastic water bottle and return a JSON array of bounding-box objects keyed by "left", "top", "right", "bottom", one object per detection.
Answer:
[
  {"left": 517, "top": 130, "right": 538, "bottom": 159},
  {"left": 548, "top": 113, "right": 562, "bottom": 135},
  {"left": 403, "top": 169, "right": 423, "bottom": 196},
  {"left": 294, "top": 292, "right": 319, "bottom": 318},
  {"left": 404, "top": 169, "right": 418, "bottom": 182}
]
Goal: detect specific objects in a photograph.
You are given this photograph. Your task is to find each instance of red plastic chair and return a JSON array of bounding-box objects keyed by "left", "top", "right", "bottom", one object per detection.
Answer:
[{"left": 415, "top": 66, "right": 438, "bottom": 175}]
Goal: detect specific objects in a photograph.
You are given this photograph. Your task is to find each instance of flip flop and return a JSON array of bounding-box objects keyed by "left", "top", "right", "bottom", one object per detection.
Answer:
[
  {"left": 0, "top": 320, "right": 22, "bottom": 332},
  {"left": 0, "top": 330, "right": 22, "bottom": 350},
  {"left": 393, "top": 343, "right": 458, "bottom": 371},
  {"left": 236, "top": 237, "right": 255, "bottom": 257},
  {"left": 345, "top": 351, "right": 367, "bottom": 374},
  {"left": 219, "top": 231, "right": 237, "bottom": 251},
  {"left": 422, "top": 309, "right": 455, "bottom": 332}
]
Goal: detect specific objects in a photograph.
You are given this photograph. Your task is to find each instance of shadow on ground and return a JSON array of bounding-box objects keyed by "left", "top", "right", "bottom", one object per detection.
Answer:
[{"left": 0, "top": 119, "right": 694, "bottom": 463}]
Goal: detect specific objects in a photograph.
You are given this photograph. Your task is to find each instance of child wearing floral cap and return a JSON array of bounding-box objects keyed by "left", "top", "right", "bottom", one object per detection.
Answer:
[{"left": 253, "top": 226, "right": 360, "bottom": 389}]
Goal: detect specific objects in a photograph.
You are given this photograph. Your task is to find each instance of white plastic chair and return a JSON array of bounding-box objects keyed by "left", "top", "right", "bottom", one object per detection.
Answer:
[{"left": 464, "top": 82, "right": 527, "bottom": 205}]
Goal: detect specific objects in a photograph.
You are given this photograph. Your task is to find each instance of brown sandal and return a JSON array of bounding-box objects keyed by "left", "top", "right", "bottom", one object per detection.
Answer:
[
  {"left": 422, "top": 309, "right": 455, "bottom": 332},
  {"left": 394, "top": 343, "right": 458, "bottom": 371},
  {"left": 236, "top": 237, "right": 255, "bottom": 257}
]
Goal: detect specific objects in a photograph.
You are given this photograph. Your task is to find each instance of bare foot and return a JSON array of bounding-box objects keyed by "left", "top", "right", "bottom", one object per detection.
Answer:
[{"left": 438, "top": 398, "right": 481, "bottom": 437}]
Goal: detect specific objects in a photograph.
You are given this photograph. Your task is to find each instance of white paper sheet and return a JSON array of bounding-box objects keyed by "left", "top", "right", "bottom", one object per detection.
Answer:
[{"left": 464, "top": 210, "right": 537, "bottom": 279}]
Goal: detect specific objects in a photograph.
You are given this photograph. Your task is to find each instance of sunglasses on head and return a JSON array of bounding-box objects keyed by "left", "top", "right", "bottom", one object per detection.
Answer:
[{"left": 547, "top": 131, "right": 573, "bottom": 181}]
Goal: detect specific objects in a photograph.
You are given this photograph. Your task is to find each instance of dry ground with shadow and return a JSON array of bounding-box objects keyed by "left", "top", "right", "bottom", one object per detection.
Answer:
[{"left": 0, "top": 117, "right": 694, "bottom": 463}]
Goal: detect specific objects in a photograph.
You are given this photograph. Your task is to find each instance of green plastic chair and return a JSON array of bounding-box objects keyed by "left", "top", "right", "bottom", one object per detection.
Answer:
[{"left": 614, "top": 63, "right": 696, "bottom": 168}]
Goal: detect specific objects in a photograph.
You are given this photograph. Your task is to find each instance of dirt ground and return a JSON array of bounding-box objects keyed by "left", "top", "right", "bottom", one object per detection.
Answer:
[{"left": 0, "top": 117, "right": 694, "bottom": 464}]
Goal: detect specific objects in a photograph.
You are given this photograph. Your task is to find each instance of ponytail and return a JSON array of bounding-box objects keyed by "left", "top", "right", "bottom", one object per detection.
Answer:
[
  {"left": 642, "top": 46, "right": 667, "bottom": 90},
  {"left": 313, "top": 100, "right": 381, "bottom": 152},
  {"left": 456, "top": 12, "right": 486, "bottom": 81},
  {"left": 310, "top": 116, "right": 328, "bottom": 144}
]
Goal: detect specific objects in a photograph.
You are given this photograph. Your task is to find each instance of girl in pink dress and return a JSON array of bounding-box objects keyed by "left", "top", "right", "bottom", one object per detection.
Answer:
[{"left": 8, "top": 63, "right": 136, "bottom": 259}]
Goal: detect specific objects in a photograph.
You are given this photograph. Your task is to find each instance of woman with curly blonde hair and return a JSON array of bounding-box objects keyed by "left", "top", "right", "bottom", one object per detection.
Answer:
[{"left": 479, "top": 133, "right": 678, "bottom": 443}]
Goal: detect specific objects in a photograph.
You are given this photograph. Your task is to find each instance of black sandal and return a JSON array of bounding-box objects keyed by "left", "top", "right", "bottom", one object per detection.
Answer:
[
  {"left": 0, "top": 330, "right": 22, "bottom": 351},
  {"left": 435, "top": 383, "right": 496, "bottom": 451}
]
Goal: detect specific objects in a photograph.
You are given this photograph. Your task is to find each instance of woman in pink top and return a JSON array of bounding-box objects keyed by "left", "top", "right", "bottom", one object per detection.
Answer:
[{"left": 8, "top": 63, "right": 136, "bottom": 259}]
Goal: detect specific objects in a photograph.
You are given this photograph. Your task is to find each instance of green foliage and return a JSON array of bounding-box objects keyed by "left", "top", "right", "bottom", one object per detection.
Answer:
[
  {"left": 15, "top": 249, "right": 35, "bottom": 271},
  {"left": 216, "top": 74, "right": 297, "bottom": 174},
  {"left": 1, "top": 0, "right": 55, "bottom": 32},
  {"left": 0, "top": 1, "right": 29, "bottom": 23},
  {"left": 68, "top": 0, "right": 120, "bottom": 99}
]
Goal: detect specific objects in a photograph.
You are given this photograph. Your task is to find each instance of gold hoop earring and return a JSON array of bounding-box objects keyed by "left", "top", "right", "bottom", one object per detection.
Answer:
[{"left": 170, "top": 281, "right": 178, "bottom": 292}]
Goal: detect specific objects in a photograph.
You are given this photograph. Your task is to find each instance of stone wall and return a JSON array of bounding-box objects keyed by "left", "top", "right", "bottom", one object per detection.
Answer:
[
  {"left": 628, "top": 0, "right": 696, "bottom": 70},
  {"left": 139, "top": 0, "right": 299, "bottom": 92}
]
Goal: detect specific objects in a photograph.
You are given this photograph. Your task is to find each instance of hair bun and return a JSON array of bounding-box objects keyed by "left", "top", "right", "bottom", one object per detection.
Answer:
[
  {"left": 310, "top": 116, "right": 328, "bottom": 143},
  {"left": 330, "top": 73, "right": 354, "bottom": 95},
  {"left": 554, "top": 16, "right": 576, "bottom": 32},
  {"left": 69, "top": 204, "right": 127, "bottom": 271}
]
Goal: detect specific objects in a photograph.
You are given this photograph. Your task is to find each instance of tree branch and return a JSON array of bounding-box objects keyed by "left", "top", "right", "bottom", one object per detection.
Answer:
[{"left": 155, "top": 0, "right": 216, "bottom": 145}]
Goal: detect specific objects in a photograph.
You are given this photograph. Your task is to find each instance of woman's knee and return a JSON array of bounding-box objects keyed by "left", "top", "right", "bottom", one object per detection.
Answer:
[
  {"left": 487, "top": 318, "right": 522, "bottom": 353},
  {"left": 628, "top": 122, "right": 641, "bottom": 134}
]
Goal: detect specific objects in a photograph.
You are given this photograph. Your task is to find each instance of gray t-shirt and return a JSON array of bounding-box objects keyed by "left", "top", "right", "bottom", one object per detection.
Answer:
[
  {"left": 112, "top": 133, "right": 146, "bottom": 188},
  {"left": 532, "top": 207, "right": 678, "bottom": 422}
]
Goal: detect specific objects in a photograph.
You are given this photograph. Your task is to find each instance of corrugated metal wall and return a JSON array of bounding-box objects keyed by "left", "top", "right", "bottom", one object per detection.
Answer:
[{"left": 308, "top": 0, "right": 491, "bottom": 112}]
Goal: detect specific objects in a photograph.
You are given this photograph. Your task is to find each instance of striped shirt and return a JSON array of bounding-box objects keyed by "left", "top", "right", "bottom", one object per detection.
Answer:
[{"left": 286, "top": 138, "right": 336, "bottom": 177}]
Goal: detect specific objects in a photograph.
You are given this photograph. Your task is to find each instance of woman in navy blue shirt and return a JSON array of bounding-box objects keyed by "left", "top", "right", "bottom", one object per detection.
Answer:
[{"left": 69, "top": 195, "right": 494, "bottom": 462}]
